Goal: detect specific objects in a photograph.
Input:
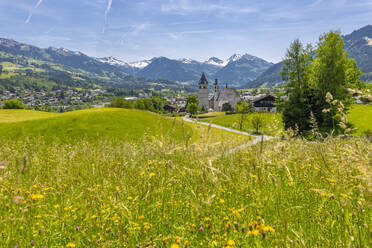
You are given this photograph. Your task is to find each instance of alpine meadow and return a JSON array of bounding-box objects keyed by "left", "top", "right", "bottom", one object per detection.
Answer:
[{"left": 0, "top": 0, "right": 372, "bottom": 248}]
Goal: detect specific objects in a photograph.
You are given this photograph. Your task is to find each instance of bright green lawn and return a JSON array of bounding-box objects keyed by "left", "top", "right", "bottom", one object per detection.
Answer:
[
  {"left": 0, "top": 108, "right": 189, "bottom": 143},
  {"left": 197, "top": 112, "right": 283, "bottom": 136},
  {"left": 348, "top": 104, "right": 372, "bottom": 135},
  {"left": 0, "top": 109, "right": 58, "bottom": 123},
  {"left": 0, "top": 108, "right": 250, "bottom": 146}
]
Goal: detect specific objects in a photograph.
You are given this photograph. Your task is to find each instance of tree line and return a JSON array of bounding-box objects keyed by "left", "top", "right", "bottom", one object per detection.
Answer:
[{"left": 280, "top": 31, "right": 366, "bottom": 135}]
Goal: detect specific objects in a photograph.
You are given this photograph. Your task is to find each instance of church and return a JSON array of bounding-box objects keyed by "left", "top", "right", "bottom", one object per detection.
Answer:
[{"left": 197, "top": 73, "right": 241, "bottom": 112}]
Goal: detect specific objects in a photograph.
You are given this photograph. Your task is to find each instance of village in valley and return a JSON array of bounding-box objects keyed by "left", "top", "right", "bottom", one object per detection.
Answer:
[{"left": 0, "top": 1, "right": 371, "bottom": 247}]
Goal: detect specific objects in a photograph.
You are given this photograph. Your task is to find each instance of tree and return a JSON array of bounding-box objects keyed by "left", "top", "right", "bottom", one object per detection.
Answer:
[
  {"left": 151, "top": 96, "right": 167, "bottom": 112},
  {"left": 308, "top": 31, "right": 363, "bottom": 131},
  {"left": 251, "top": 115, "right": 264, "bottom": 134},
  {"left": 235, "top": 99, "right": 251, "bottom": 130},
  {"left": 222, "top": 102, "right": 233, "bottom": 112},
  {"left": 185, "top": 96, "right": 198, "bottom": 109},
  {"left": 108, "top": 98, "right": 133, "bottom": 109},
  {"left": 186, "top": 102, "right": 198, "bottom": 117},
  {"left": 281, "top": 39, "right": 312, "bottom": 133},
  {"left": 3, "top": 99, "right": 24, "bottom": 109}
]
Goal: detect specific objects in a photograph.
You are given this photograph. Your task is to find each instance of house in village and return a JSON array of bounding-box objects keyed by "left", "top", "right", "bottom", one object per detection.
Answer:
[
  {"left": 197, "top": 73, "right": 240, "bottom": 111},
  {"left": 252, "top": 94, "right": 277, "bottom": 112},
  {"left": 197, "top": 73, "right": 277, "bottom": 113}
]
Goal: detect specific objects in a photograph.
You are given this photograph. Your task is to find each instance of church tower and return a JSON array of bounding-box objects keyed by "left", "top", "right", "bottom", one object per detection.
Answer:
[
  {"left": 198, "top": 73, "right": 209, "bottom": 109},
  {"left": 213, "top": 79, "right": 219, "bottom": 111}
]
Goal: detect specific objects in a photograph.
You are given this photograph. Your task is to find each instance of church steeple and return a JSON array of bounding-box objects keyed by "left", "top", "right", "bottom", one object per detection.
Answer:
[
  {"left": 214, "top": 78, "right": 219, "bottom": 94},
  {"left": 197, "top": 73, "right": 209, "bottom": 110},
  {"left": 199, "top": 72, "right": 208, "bottom": 86}
]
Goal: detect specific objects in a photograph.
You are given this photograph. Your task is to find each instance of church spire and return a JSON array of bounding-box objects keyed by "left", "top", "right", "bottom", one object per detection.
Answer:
[{"left": 199, "top": 72, "right": 208, "bottom": 85}]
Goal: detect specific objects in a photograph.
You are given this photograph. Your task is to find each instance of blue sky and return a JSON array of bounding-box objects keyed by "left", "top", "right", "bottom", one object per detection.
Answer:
[{"left": 0, "top": 0, "right": 371, "bottom": 63}]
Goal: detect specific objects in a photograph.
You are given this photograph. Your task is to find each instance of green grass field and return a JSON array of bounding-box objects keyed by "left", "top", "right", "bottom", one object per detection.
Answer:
[
  {"left": 0, "top": 108, "right": 370, "bottom": 247},
  {"left": 348, "top": 104, "right": 372, "bottom": 135},
  {"left": 197, "top": 112, "right": 284, "bottom": 136}
]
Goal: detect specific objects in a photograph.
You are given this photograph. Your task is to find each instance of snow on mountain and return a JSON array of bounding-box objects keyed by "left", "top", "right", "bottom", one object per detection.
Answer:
[
  {"left": 96, "top": 56, "right": 130, "bottom": 67},
  {"left": 178, "top": 58, "right": 195, "bottom": 64},
  {"left": 227, "top": 54, "right": 243, "bottom": 63},
  {"left": 128, "top": 59, "right": 153, "bottom": 69},
  {"left": 205, "top": 57, "right": 227, "bottom": 67}
]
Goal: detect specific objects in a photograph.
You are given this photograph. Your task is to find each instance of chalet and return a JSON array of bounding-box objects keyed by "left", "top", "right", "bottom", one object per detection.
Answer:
[
  {"left": 252, "top": 94, "right": 277, "bottom": 112},
  {"left": 164, "top": 104, "right": 178, "bottom": 113}
]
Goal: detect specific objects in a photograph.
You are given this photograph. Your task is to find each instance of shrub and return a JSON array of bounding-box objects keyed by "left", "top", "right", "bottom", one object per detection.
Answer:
[
  {"left": 222, "top": 102, "right": 233, "bottom": 112},
  {"left": 3, "top": 99, "right": 24, "bottom": 109}
]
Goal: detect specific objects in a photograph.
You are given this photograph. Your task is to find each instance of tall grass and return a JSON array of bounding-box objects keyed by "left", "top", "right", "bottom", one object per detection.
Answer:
[{"left": 0, "top": 130, "right": 370, "bottom": 247}]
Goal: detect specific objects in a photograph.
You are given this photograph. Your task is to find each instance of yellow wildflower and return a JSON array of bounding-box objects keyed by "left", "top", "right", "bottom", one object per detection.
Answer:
[
  {"left": 226, "top": 240, "right": 235, "bottom": 246},
  {"left": 170, "top": 244, "right": 180, "bottom": 248},
  {"left": 66, "top": 243, "right": 76, "bottom": 247},
  {"left": 31, "top": 194, "right": 44, "bottom": 200}
]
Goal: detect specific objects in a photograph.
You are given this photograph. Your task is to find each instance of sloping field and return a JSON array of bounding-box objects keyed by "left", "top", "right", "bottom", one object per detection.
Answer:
[
  {"left": 0, "top": 108, "right": 370, "bottom": 247},
  {"left": 0, "top": 108, "right": 250, "bottom": 145}
]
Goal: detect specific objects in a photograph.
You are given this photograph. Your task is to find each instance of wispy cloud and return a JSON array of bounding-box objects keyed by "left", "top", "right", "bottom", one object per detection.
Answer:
[
  {"left": 120, "top": 23, "right": 149, "bottom": 44},
  {"left": 25, "top": 0, "right": 45, "bottom": 24},
  {"left": 165, "top": 30, "right": 215, "bottom": 40},
  {"left": 161, "top": 0, "right": 258, "bottom": 15},
  {"left": 103, "top": 0, "right": 113, "bottom": 33}
]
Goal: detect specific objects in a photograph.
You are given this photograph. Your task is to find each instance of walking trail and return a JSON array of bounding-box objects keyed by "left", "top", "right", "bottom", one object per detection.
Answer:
[{"left": 182, "top": 116, "right": 276, "bottom": 154}]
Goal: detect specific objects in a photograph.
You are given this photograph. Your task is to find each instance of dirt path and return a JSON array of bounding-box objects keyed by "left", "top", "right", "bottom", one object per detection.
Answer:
[{"left": 182, "top": 116, "right": 276, "bottom": 154}]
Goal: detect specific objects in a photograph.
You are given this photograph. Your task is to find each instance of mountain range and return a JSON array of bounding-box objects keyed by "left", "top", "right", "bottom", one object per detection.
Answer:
[
  {"left": 0, "top": 25, "right": 371, "bottom": 91},
  {"left": 96, "top": 53, "right": 272, "bottom": 87},
  {"left": 243, "top": 25, "right": 372, "bottom": 88}
]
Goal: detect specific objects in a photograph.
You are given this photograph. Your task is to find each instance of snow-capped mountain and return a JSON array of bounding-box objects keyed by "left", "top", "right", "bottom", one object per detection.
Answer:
[
  {"left": 96, "top": 56, "right": 129, "bottom": 67},
  {"left": 214, "top": 53, "right": 273, "bottom": 87},
  {"left": 205, "top": 57, "right": 227, "bottom": 67},
  {"left": 128, "top": 59, "right": 154, "bottom": 69}
]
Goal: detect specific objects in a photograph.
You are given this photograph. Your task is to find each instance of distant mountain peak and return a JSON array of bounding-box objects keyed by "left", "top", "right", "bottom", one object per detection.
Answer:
[
  {"left": 128, "top": 58, "right": 153, "bottom": 69},
  {"left": 96, "top": 56, "right": 130, "bottom": 67},
  {"left": 205, "top": 57, "right": 226, "bottom": 67},
  {"left": 228, "top": 54, "right": 243, "bottom": 62},
  {"left": 178, "top": 58, "right": 195, "bottom": 64}
]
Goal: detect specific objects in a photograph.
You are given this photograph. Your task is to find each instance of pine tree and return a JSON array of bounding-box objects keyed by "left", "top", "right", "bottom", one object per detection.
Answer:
[{"left": 281, "top": 39, "right": 312, "bottom": 133}]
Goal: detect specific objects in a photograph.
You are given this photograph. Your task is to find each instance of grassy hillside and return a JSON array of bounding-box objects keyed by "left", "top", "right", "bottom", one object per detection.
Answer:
[
  {"left": 0, "top": 109, "right": 370, "bottom": 247},
  {"left": 0, "top": 109, "right": 57, "bottom": 123},
  {"left": 0, "top": 108, "right": 250, "bottom": 145},
  {"left": 197, "top": 112, "right": 284, "bottom": 136},
  {"left": 0, "top": 131, "right": 370, "bottom": 247},
  {"left": 348, "top": 104, "right": 372, "bottom": 135},
  {"left": 0, "top": 108, "right": 187, "bottom": 143}
]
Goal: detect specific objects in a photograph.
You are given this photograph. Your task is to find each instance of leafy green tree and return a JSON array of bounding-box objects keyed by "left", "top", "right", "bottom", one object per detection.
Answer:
[
  {"left": 251, "top": 115, "right": 264, "bottom": 134},
  {"left": 222, "top": 102, "right": 233, "bottom": 112},
  {"left": 235, "top": 99, "right": 251, "bottom": 130},
  {"left": 185, "top": 96, "right": 198, "bottom": 109},
  {"left": 3, "top": 99, "right": 24, "bottom": 109},
  {"left": 186, "top": 102, "right": 198, "bottom": 117},
  {"left": 308, "top": 31, "right": 363, "bottom": 131},
  {"left": 151, "top": 96, "right": 167, "bottom": 112},
  {"left": 281, "top": 39, "right": 313, "bottom": 133},
  {"left": 108, "top": 98, "right": 133, "bottom": 109},
  {"left": 135, "top": 98, "right": 152, "bottom": 110}
]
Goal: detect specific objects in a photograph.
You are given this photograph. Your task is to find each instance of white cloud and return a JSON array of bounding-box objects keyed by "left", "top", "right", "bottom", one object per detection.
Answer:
[
  {"left": 120, "top": 23, "right": 149, "bottom": 44},
  {"left": 161, "top": 0, "right": 258, "bottom": 15},
  {"left": 103, "top": 0, "right": 113, "bottom": 33},
  {"left": 165, "top": 30, "right": 215, "bottom": 40},
  {"left": 25, "top": 0, "right": 45, "bottom": 24}
]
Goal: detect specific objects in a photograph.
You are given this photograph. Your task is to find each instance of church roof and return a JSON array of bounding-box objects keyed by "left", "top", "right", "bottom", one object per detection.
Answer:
[
  {"left": 199, "top": 73, "right": 208, "bottom": 85},
  {"left": 216, "top": 88, "right": 240, "bottom": 102}
]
